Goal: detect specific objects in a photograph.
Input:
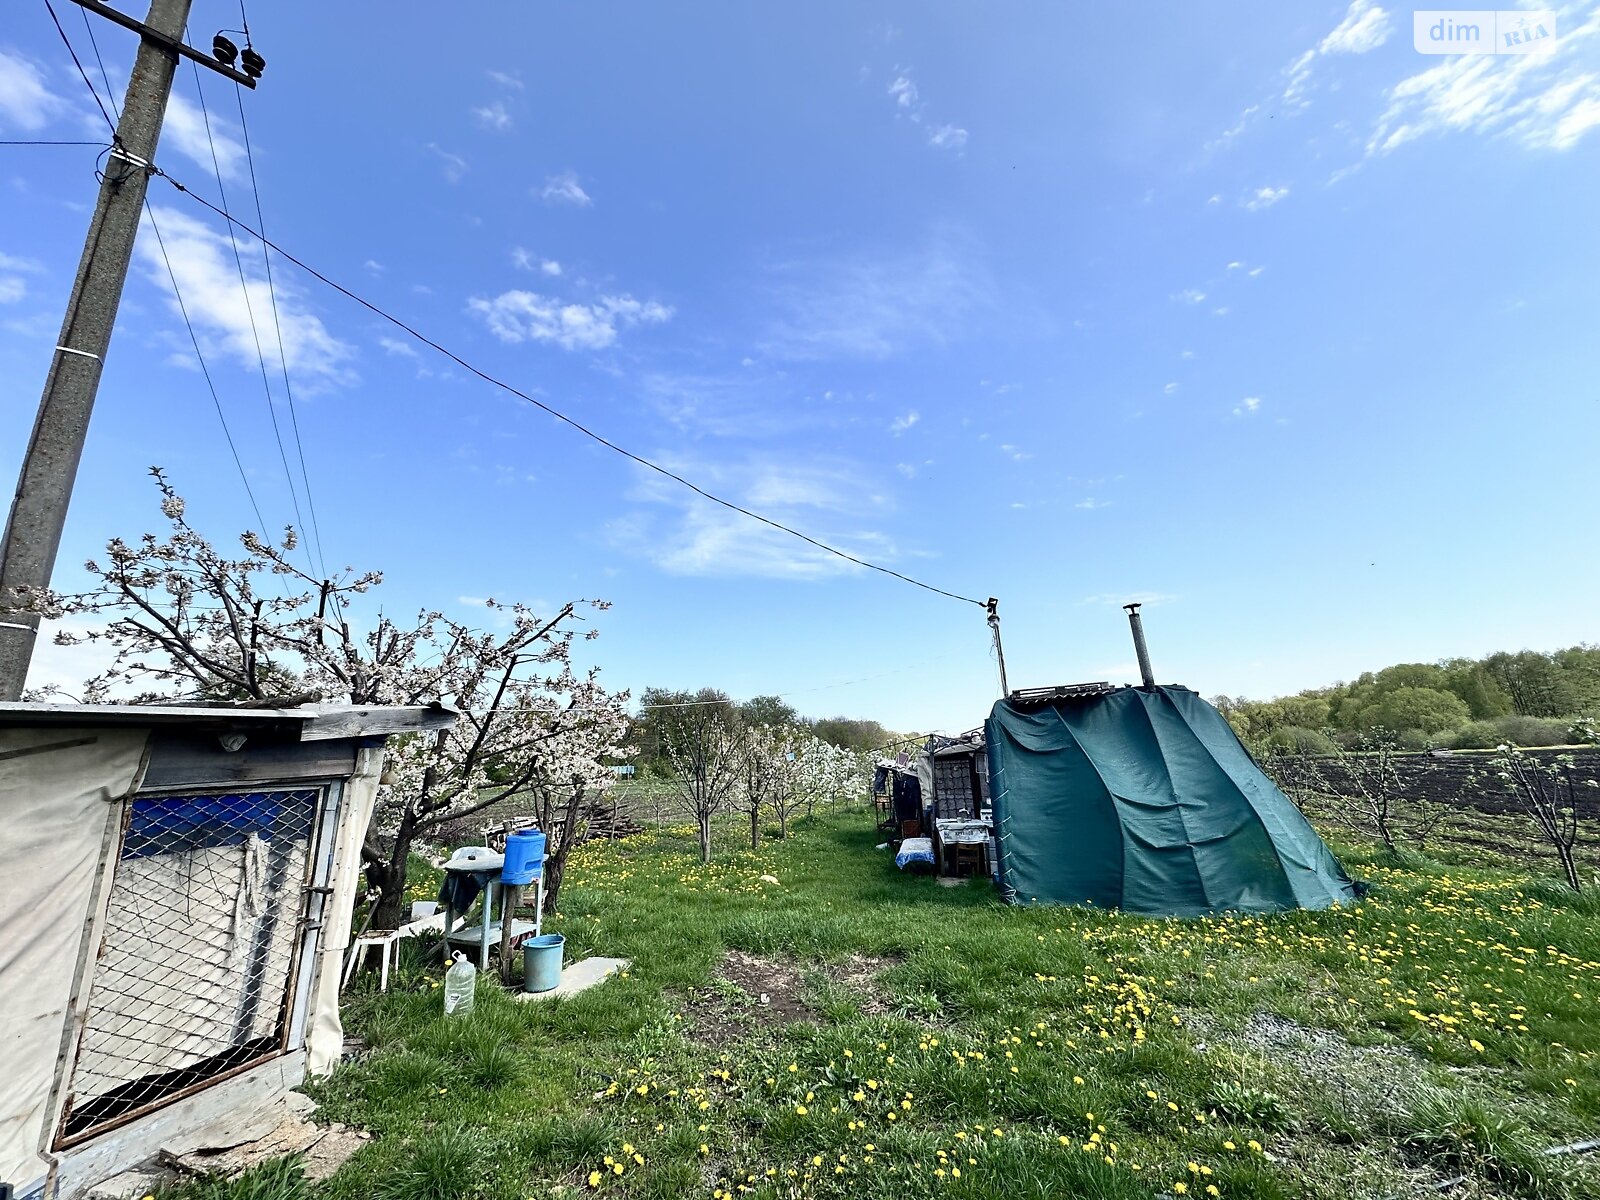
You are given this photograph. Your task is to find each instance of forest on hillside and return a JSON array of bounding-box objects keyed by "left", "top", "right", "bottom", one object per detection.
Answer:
[{"left": 1216, "top": 646, "right": 1600, "bottom": 753}]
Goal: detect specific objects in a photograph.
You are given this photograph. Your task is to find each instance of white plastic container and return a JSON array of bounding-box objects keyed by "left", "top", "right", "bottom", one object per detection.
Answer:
[{"left": 443, "top": 950, "right": 476, "bottom": 1017}]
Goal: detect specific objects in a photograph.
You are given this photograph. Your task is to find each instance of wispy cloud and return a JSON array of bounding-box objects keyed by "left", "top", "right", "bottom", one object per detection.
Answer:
[
  {"left": 611, "top": 456, "right": 896, "bottom": 581},
  {"left": 1233, "top": 396, "right": 1262, "bottom": 417},
  {"left": 884, "top": 68, "right": 968, "bottom": 151},
  {"left": 137, "top": 206, "right": 354, "bottom": 388},
  {"left": 1243, "top": 185, "right": 1290, "bottom": 211},
  {"left": 472, "top": 100, "right": 513, "bottom": 131},
  {"left": 1369, "top": 5, "right": 1600, "bottom": 153},
  {"left": 540, "top": 169, "right": 592, "bottom": 206},
  {"left": 889, "top": 410, "right": 920, "bottom": 435},
  {"left": 0, "top": 48, "right": 65, "bottom": 132},
  {"left": 0, "top": 250, "right": 41, "bottom": 305},
  {"left": 761, "top": 233, "right": 989, "bottom": 361},
  {"left": 468, "top": 289, "right": 672, "bottom": 351},
  {"left": 377, "top": 335, "right": 417, "bottom": 359},
  {"left": 512, "top": 246, "right": 563, "bottom": 276},
  {"left": 487, "top": 70, "right": 523, "bottom": 90},
  {"left": 160, "top": 93, "right": 247, "bottom": 178},
  {"left": 887, "top": 74, "right": 919, "bottom": 110},
  {"left": 1075, "top": 498, "right": 1111, "bottom": 510},
  {"left": 425, "top": 143, "right": 468, "bottom": 183},
  {"left": 1285, "top": 0, "right": 1394, "bottom": 108},
  {"left": 1173, "top": 287, "right": 1207, "bottom": 304}
]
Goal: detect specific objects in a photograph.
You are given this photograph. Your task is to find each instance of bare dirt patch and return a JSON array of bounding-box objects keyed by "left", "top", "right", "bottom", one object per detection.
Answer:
[{"left": 681, "top": 950, "right": 898, "bottom": 1040}]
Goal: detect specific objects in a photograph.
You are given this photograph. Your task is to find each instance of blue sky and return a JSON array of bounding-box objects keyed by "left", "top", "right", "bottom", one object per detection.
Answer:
[{"left": 2, "top": 1, "right": 1597, "bottom": 735}]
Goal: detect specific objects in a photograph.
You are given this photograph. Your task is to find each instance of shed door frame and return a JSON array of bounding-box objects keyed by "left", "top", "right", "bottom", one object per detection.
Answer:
[{"left": 50, "top": 777, "right": 344, "bottom": 1149}]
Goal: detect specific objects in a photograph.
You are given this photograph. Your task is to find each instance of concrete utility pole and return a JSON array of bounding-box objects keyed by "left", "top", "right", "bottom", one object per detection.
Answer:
[
  {"left": 0, "top": 0, "right": 241, "bottom": 699},
  {"left": 986, "top": 597, "right": 1009, "bottom": 698}
]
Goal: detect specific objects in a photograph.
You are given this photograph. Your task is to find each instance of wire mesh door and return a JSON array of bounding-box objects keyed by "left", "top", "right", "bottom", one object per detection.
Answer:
[{"left": 57, "top": 788, "right": 323, "bottom": 1144}]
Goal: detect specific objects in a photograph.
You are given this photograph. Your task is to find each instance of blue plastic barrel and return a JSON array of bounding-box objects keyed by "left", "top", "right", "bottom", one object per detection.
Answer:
[
  {"left": 502, "top": 829, "right": 546, "bottom": 885},
  {"left": 522, "top": 933, "right": 565, "bottom": 993}
]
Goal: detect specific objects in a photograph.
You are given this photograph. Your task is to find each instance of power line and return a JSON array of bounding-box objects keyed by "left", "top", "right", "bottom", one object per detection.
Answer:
[
  {"left": 141, "top": 200, "right": 273, "bottom": 541},
  {"left": 149, "top": 169, "right": 987, "bottom": 609},
  {"left": 0, "top": 139, "right": 112, "bottom": 147},
  {"left": 228, "top": 77, "right": 330, "bottom": 580},
  {"left": 185, "top": 65, "right": 318, "bottom": 580},
  {"left": 76, "top": 0, "right": 119, "bottom": 122},
  {"left": 42, "top": 0, "right": 115, "bottom": 134}
]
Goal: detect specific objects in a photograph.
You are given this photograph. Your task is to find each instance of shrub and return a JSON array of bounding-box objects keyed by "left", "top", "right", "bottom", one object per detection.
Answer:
[
  {"left": 1451, "top": 721, "right": 1503, "bottom": 750},
  {"left": 1264, "top": 725, "right": 1337, "bottom": 755},
  {"left": 1491, "top": 715, "right": 1570, "bottom": 748}
]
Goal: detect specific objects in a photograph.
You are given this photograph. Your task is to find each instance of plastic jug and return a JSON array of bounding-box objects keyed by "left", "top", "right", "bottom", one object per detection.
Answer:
[{"left": 444, "top": 951, "right": 476, "bottom": 1017}]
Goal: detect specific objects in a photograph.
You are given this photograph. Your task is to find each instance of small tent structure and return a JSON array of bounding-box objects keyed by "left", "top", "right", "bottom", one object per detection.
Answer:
[{"left": 985, "top": 684, "right": 1357, "bottom": 916}]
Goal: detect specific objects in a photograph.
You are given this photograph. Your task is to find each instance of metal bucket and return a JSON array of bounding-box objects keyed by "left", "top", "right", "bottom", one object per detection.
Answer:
[{"left": 522, "top": 933, "right": 565, "bottom": 993}]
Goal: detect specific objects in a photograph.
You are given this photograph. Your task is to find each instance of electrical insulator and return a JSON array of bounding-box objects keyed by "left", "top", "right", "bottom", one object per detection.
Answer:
[
  {"left": 240, "top": 47, "right": 265, "bottom": 79},
  {"left": 212, "top": 34, "right": 238, "bottom": 66}
]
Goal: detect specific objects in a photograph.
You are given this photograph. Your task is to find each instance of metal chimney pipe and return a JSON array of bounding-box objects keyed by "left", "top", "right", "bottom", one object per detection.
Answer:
[{"left": 1123, "top": 602, "right": 1156, "bottom": 689}]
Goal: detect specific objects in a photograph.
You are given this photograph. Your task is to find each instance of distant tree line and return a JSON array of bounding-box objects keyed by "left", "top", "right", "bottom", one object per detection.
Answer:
[
  {"left": 1216, "top": 646, "right": 1600, "bottom": 754},
  {"left": 627, "top": 688, "right": 894, "bottom": 771}
]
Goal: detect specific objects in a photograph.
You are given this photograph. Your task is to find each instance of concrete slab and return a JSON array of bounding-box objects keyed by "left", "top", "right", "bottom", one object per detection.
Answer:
[{"left": 515, "top": 956, "right": 629, "bottom": 1002}]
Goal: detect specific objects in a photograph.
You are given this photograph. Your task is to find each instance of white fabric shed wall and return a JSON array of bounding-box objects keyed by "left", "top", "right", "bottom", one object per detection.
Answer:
[
  {"left": 0, "top": 726, "right": 149, "bottom": 1187},
  {"left": 306, "top": 742, "right": 384, "bottom": 1076}
]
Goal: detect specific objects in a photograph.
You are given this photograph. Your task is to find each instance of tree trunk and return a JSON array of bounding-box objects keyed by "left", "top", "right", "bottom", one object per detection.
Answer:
[
  {"left": 750, "top": 803, "right": 759, "bottom": 850},
  {"left": 698, "top": 813, "right": 712, "bottom": 863},
  {"left": 365, "top": 812, "right": 419, "bottom": 932},
  {"left": 540, "top": 780, "right": 587, "bottom": 916}
]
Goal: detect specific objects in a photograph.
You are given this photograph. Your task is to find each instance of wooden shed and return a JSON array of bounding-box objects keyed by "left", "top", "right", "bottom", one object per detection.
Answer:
[{"left": 0, "top": 701, "right": 454, "bottom": 1200}]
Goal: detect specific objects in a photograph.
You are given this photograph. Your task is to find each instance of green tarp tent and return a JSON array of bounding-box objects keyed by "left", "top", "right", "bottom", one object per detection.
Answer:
[{"left": 985, "top": 686, "right": 1357, "bottom": 916}]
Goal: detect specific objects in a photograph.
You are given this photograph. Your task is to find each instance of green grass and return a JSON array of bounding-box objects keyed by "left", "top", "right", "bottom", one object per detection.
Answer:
[{"left": 281, "top": 810, "right": 1600, "bottom": 1200}]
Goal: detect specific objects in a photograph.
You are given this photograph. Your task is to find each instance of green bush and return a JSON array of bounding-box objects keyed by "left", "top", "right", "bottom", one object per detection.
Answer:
[
  {"left": 1450, "top": 721, "right": 1503, "bottom": 750},
  {"left": 1491, "top": 715, "right": 1571, "bottom": 748},
  {"left": 1264, "top": 726, "right": 1337, "bottom": 755}
]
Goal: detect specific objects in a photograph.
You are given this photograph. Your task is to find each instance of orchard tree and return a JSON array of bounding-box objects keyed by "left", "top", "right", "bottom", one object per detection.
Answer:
[
  {"left": 661, "top": 697, "right": 743, "bottom": 862},
  {"left": 24, "top": 469, "right": 629, "bottom": 929}
]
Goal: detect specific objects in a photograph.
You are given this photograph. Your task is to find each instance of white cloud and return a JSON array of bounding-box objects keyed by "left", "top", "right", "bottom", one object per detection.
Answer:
[
  {"left": 1226, "top": 261, "right": 1244, "bottom": 271},
  {"left": 889, "top": 410, "right": 920, "bottom": 435},
  {"left": 487, "top": 70, "right": 523, "bottom": 90},
  {"left": 896, "top": 462, "right": 916, "bottom": 478},
  {"left": 1243, "top": 185, "right": 1289, "bottom": 211},
  {"left": 761, "top": 234, "right": 989, "bottom": 361},
  {"left": 1174, "top": 288, "right": 1207, "bottom": 304},
  {"left": 0, "top": 48, "right": 64, "bottom": 133},
  {"left": 512, "top": 246, "right": 561, "bottom": 274},
  {"left": 1368, "top": 7, "right": 1600, "bottom": 153},
  {"left": 1206, "top": 193, "right": 1222, "bottom": 205},
  {"left": 1233, "top": 396, "right": 1262, "bottom": 417},
  {"left": 613, "top": 457, "right": 896, "bottom": 581},
  {"left": 137, "top": 205, "right": 354, "bottom": 388},
  {"left": 887, "top": 75, "right": 919, "bottom": 110},
  {"left": 425, "top": 143, "right": 468, "bottom": 183},
  {"left": 1075, "top": 498, "right": 1111, "bottom": 510},
  {"left": 363, "top": 259, "right": 384, "bottom": 274},
  {"left": 377, "top": 335, "right": 417, "bottom": 359},
  {"left": 1249, "top": 265, "right": 1264, "bottom": 277},
  {"left": 540, "top": 170, "right": 592, "bottom": 206},
  {"left": 1163, "top": 382, "right": 1178, "bottom": 395},
  {"left": 928, "top": 123, "right": 967, "bottom": 150},
  {"left": 467, "top": 289, "right": 672, "bottom": 351},
  {"left": 0, "top": 249, "right": 40, "bottom": 302},
  {"left": 162, "top": 92, "right": 246, "bottom": 179},
  {"left": 473, "top": 100, "right": 512, "bottom": 131},
  {"left": 1321, "top": 0, "right": 1394, "bottom": 55},
  {"left": 1285, "top": 2, "right": 1394, "bottom": 107}
]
